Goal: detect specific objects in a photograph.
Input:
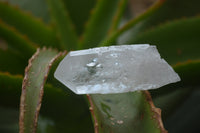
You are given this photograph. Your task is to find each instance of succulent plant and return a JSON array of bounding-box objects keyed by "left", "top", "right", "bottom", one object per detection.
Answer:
[{"left": 0, "top": 0, "right": 200, "bottom": 133}]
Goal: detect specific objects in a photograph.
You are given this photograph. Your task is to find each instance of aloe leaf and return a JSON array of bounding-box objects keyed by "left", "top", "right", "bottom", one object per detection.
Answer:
[
  {"left": 79, "top": 0, "right": 125, "bottom": 49},
  {"left": 151, "top": 60, "right": 200, "bottom": 117},
  {"left": 173, "top": 60, "right": 200, "bottom": 87},
  {"left": 88, "top": 91, "right": 167, "bottom": 133},
  {"left": 0, "top": 73, "right": 21, "bottom": 133},
  {"left": 108, "top": 0, "right": 128, "bottom": 34},
  {"left": 38, "top": 84, "right": 94, "bottom": 133},
  {"left": 0, "top": 2, "right": 59, "bottom": 48},
  {"left": 0, "top": 72, "right": 22, "bottom": 106},
  {"left": 164, "top": 88, "right": 200, "bottom": 133},
  {"left": 148, "top": 60, "right": 200, "bottom": 133},
  {"left": 0, "top": 48, "right": 28, "bottom": 74},
  {"left": 0, "top": 107, "right": 19, "bottom": 133},
  {"left": 63, "top": 0, "right": 96, "bottom": 35},
  {"left": 2, "top": 0, "right": 50, "bottom": 23},
  {"left": 0, "top": 71, "right": 93, "bottom": 133},
  {"left": 0, "top": 71, "right": 22, "bottom": 88},
  {"left": 153, "top": 60, "right": 200, "bottom": 97},
  {"left": 101, "top": 1, "right": 165, "bottom": 45},
  {"left": 87, "top": 60, "right": 200, "bottom": 133},
  {"left": 152, "top": 60, "right": 200, "bottom": 97},
  {"left": 128, "top": 0, "right": 200, "bottom": 40},
  {"left": 0, "top": 20, "right": 36, "bottom": 57},
  {"left": 46, "top": 0, "right": 78, "bottom": 50},
  {"left": 128, "top": 17, "right": 200, "bottom": 65},
  {"left": 100, "top": 1, "right": 163, "bottom": 46},
  {"left": 153, "top": 87, "right": 191, "bottom": 121},
  {"left": 19, "top": 48, "right": 63, "bottom": 133},
  {"left": 103, "top": 0, "right": 200, "bottom": 45}
]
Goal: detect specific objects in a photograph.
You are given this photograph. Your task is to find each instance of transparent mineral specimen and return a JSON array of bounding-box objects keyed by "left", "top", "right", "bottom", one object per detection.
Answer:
[{"left": 54, "top": 44, "right": 180, "bottom": 94}]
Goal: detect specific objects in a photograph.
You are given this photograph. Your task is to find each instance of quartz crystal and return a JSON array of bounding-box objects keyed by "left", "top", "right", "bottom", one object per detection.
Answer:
[{"left": 54, "top": 44, "right": 180, "bottom": 94}]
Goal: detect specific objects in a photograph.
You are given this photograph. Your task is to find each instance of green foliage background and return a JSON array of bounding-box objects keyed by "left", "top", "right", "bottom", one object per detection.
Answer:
[{"left": 0, "top": 0, "right": 200, "bottom": 132}]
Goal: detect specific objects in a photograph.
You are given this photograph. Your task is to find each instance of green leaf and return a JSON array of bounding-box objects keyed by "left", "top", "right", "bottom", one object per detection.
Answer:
[
  {"left": 42, "top": 52, "right": 94, "bottom": 133},
  {"left": 79, "top": 0, "right": 126, "bottom": 49},
  {"left": 106, "top": 0, "right": 128, "bottom": 34},
  {"left": 130, "top": 17, "right": 200, "bottom": 65},
  {"left": 88, "top": 91, "right": 167, "bottom": 133},
  {"left": 19, "top": 48, "right": 62, "bottom": 133},
  {"left": 103, "top": 0, "right": 200, "bottom": 45},
  {"left": 0, "top": 72, "right": 93, "bottom": 133},
  {"left": 46, "top": 0, "right": 78, "bottom": 50},
  {"left": 0, "top": 72, "right": 22, "bottom": 107},
  {"left": 0, "top": 107, "right": 19, "bottom": 133},
  {"left": 152, "top": 60, "right": 200, "bottom": 98},
  {"left": 0, "top": 72, "right": 22, "bottom": 132},
  {"left": 174, "top": 60, "right": 200, "bottom": 87},
  {"left": 63, "top": 0, "right": 96, "bottom": 35},
  {"left": 5, "top": 0, "right": 97, "bottom": 35},
  {"left": 101, "top": 0, "right": 164, "bottom": 46},
  {"left": 0, "top": 48, "right": 28, "bottom": 74},
  {"left": 129, "top": 0, "right": 200, "bottom": 40},
  {"left": 151, "top": 60, "right": 200, "bottom": 120},
  {"left": 0, "top": 72, "right": 22, "bottom": 88},
  {"left": 153, "top": 87, "right": 191, "bottom": 120},
  {"left": 0, "top": 20, "right": 36, "bottom": 57},
  {"left": 0, "top": 2, "right": 59, "bottom": 48},
  {"left": 87, "top": 60, "right": 200, "bottom": 133},
  {"left": 39, "top": 84, "right": 94, "bottom": 133},
  {"left": 164, "top": 88, "right": 200, "bottom": 133},
  {"left": 2, "top": 0, "right": 50, "bottom": 23},
  {"left": 0, "top": 72, "right": 21, "bottom": 133}
]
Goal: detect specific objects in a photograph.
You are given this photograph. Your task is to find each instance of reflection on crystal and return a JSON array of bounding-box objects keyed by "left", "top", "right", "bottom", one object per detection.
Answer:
[
  {"left": 86, "top": 58, "right": 102, "bottom": 73},
  {"left": 54, "top": 44, "right": 180, "bottom": 94}
]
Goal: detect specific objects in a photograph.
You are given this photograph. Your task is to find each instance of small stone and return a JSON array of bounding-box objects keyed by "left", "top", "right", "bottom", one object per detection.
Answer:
[{"left": 54, "top": 44, "right": 180, "bottom": 94}]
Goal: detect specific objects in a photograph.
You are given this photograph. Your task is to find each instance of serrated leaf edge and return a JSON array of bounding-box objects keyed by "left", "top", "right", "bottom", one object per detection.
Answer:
[
  {"left": 100, "top": 0, "right": 165, "bottom": 46},
  {"left": 19, "top": 48, "right": 64, "bottom": 133},
  {"left": 143, "top": 91, "right": 168, "bottom": 133}
]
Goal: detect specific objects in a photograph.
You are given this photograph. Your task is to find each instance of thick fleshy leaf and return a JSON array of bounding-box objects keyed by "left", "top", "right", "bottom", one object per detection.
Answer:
[
  {"left": 19, "top": 48, "right": 62, "bottom": 133},
  {"left": 103, "top": 0, "right": 200, "bottom": 45},
  {"left": 0, "top": 72, "right": 93, "bottom": 133},
  {"left": 150, "top": 60, "right": 200, "bottom": 132},
  {"left": 107, "top": 0, "right": 128, "bottom": 34},
  {"left": 0, "top": 107, "right": 19, "bottom": 133},
  {"left": 79, "top": 0, "right": 126, "bottom": 49},
  {"left": 43, "top": 54, "right": 94, "bottom": 133},
  {"left": 88, "top": 91, "right": 167, "bottom": 133},
  {"left": 4, "top": 0, "right": 96, "bottom": 35},
  {"left": 126, "top": 0, "right": 200, "bottom": 40},
  {"left": 0, "top": 49, "right": 27, "bottom": 74},
  {"left": 46, "top": 0, "right": 78, "bottom": 50},
  {"left": 153, "top": 87, "right": 191, "bottom": 121},
  {"left": 152, "top": 60, "right": 200, "bottom": 96},
  {"left": 0, "top": 2, "right": 59, "bottom": 48},
  {"left": 0, "top": 72, "right": 22, "bottom": 132},
  {"left": 101, "top": 1, "right": 164, "bottom": 46},
  {"left": 164, "top": 88, "right": 200, "bottom": 133},
  {"left": 0, "top": 0, "right": 50, "bottom": 23},
  {"left": 0, "top": 72, "right": 22, "bottom": 107},
  {"left": 63, "top": 0, "right": 96, "bottom": 35},
  {"left": 87, "top": 59, "right": 200, "bottom": 133},
  {"left": 130, "top": 17, "right": 200, "bottom": 65},
  {"left": 0, "top": 20, "right": 36, "bottom": 57},
  {"left": 39, "top": 84, "right": 94, "bottom": 133},
  {"left": 151, "top": 60, "right": 200, "bottom": 118}
]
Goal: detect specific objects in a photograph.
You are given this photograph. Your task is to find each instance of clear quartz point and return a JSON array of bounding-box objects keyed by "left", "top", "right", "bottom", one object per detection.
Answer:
[{"left": 54, "top": 44, "right": 180, "bottom": 94}]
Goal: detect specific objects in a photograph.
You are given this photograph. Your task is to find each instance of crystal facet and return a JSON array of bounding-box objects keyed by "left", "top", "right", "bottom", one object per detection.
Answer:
[{"left": 54, "top": 44, "right": 180, "bottom": 94}]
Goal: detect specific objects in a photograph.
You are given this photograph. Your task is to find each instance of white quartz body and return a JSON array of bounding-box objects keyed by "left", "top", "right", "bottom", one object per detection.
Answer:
[{"left": 54, "top": 44, "right": 180, "bottom": 94}]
